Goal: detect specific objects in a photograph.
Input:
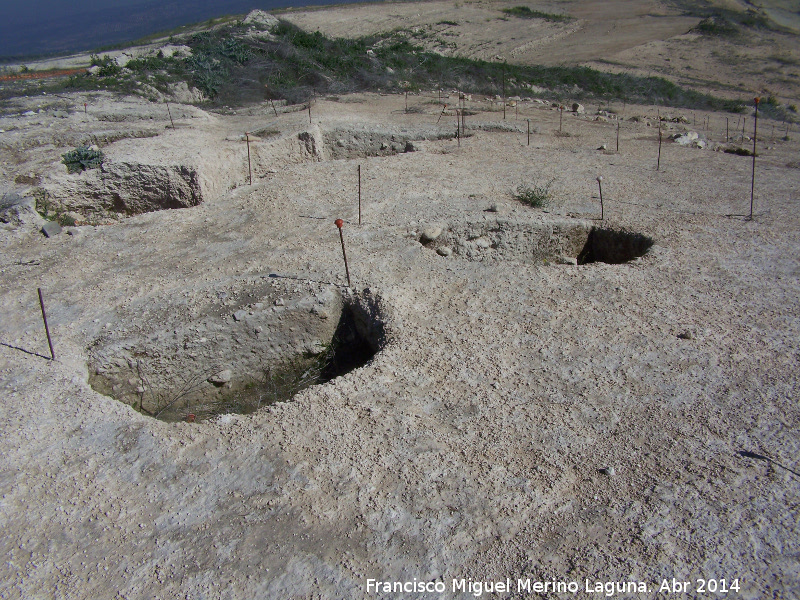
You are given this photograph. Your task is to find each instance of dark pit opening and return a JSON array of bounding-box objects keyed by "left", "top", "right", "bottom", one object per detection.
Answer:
[
  {"left": 577, "top": 227, "right": 654, "bottom": 265},
  {"left": 192, "top": 305, "right": 376, "bottom": 423}
]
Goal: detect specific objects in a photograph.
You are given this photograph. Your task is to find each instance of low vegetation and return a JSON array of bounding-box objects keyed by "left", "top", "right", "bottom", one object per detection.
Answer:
[
  {"left": 501, "top": 7, "right": 572, "bottom": 22},
  {"left": 61, "top": 145, "right": 104, "bottom": 173},
  {"left": 1, "top": 17, "right": 752, "bottom": 114},
  {"left": 513, "top": 179, "right": 554, "bottom": 208}
]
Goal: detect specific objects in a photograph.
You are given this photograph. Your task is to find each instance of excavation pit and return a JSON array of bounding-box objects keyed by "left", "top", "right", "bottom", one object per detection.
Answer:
[
  {"left": 88, "top": 292, "right": 385, "bottom": 423},
  {"left": 576, "top": 227, "right": 654, "bottom": 265},
  {"left": 421, "top": 220, "right": 653, "bottom": 265}
]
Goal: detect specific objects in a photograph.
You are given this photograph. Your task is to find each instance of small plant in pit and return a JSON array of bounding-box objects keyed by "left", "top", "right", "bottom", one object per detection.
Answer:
[
  {"left": 61, "top": 145, "right": 104, "bottom": 173},
  {"left": 32, "top": 188, "right": 74, "bottom": 225},
  {"left": 513, "top": 178, "right": 555, "bottom": 208}
]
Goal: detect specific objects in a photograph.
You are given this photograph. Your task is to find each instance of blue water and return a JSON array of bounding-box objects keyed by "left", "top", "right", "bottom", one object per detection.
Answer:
[{"left": 0, "top": 0, "right": 378, "bottom": 60}]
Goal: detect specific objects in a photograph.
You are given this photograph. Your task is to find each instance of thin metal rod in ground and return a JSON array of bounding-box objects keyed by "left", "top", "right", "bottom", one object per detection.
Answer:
[
  {"left": 461, "top": 108, "right": 465, "bottom": 137},
  {"left": 358, "top": 165, "right": 362, "bottom": 225},
  {"left": 726, "top": 117, "right": 729, "bottom": 142},
  {"left": 657, "top": 121, "right": 662, "bottom": 171},
  {"left": 405, "top": 91, "right": 408, "bottom": 113},
  {"left": 616, "top": 122, "right": 620, "bottom": 152},
  {"left": 597, "top": 176, "right": 604, "bottom": 220},
  {"left": 559, "top": 106, "right": 563, "bottom": 132},
  {"left": 502, "top": 64, "right": 506, "bottom": 120},
  {"left": 165, "top": 100, "right": 175, "bottom": 129},
  {"left": 750, "top": 98, "right": 759, "bottom": 220},
  {"left": 334, "top": 219, "right": 351, "bottom": 287},
  {"left": 245, "top": 133, "right": 252, "bottom": 186},
  {"left": 742, "top": 117, "right": 746, "bottom": 137},
  {"left": 265, "top": 85, "right": 278, "bottom": 116},
  {"left": 437, "top": 104, "right": 447, "bottom": 124},
  {"left": 527, "top": 119, "right": 530, "bottom": 146},
  {"left": 308, "top": 102, "right": 312, "bottom": 124},
  {"left": 84, "top": 103, "right": 87, "bottom": 116},
  {"left": 37, "top": 288, "right": 55, "bottom": 360}
]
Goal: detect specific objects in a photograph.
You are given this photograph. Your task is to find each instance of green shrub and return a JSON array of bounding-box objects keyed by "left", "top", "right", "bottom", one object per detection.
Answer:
[
  {"left": 62, "top": 146, "right": 104, "bottom": 174},
  {"left": 90, "top": 54, "right": 121, "bottom": 77},
  {"left": 513, "top": 179, "right": 555, "bottom": 208}
]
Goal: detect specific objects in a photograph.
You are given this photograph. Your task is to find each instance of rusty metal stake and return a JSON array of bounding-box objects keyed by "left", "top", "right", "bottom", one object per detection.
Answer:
[
  {"left": 358, "top": 165, "right": 362, "bottom": 225},
  {"left": 84, "top": 102, "right": 87, "bottom": 117},
  {"left": 334, "top": 219, "right": 351, "bottom": 287},
  {"left": 502, "top": 63, "right": 506, "bottom": 120},
  {"left": 437, "top": 104, "right": 447, "bottom": 124},
  {"left": 165, "top": 100, "right": 175, "bottom": 129},
  {"left": 750, "top": 97, "right": 759, "bottom": 220},
  {"left": 559, "top": 105, "right": 563, "bottom": 132},
  {"left": 657, "top": 126, "right": 662, "bottom": 171},
  {"left": 616, "top": 121, "right": 620, "bottom": 152},
  {"left": 308, "top": 101, "right": 312, "bottom": 124},
  {"left": 726, "top": 117, "right": 729, "bottom": 142},
  {"left": 245, "top": 132, "right": 252, "bottom": 185},
  {"left": 37, "top": 288, "right": 55, "bottom": 360},
  {"left": 527, "top": 119, "right": 530, "bottom": 146}
]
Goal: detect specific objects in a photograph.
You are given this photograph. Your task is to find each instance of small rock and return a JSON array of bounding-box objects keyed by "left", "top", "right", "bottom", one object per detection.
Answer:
[
  {"left": 598, "top": 144, "right": 607, "bottom": 150},
  {"left": 41, "top": 221, "right": 62, "bottom": 238},
  {"left": 475, "top": 237, "right": 491, "bottom": 249},
  {"left": 486, "top": 203, "right": 499, "bottom": 212},
  {"left": 274, "top": 298, "right": 285, "bottom": 306},
  {"left": 559, "top": 256, "right": 578, "bottom": 265},
  {"left": 311, "top": 305, "right": 329, "bottom": 319},
  {"left": 678, "top": 330, "right": 693, "bottom": 340},
  {"left": 572, "top": 103, "right": 585, "bottom": 114},
  {"left": 404, "top": 141, "right": 418, "bottom": 153},
  {"left": 437, "top": 246, "right": 452, "bottom": 257},
  {"left": 233, "top": 310, "right": 247, "bottom": 322},
  {"left": 601, "top": 466, "right": 616, "bottom": 476},
  {"left": 420, "top": 226, "right": 442, "bottom": 243},
  {"left": 209, "top": 369, "right": 232, "bottom": 385}
]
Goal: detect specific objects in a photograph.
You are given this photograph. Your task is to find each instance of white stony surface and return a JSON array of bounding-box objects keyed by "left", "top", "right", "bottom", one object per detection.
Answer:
[{"left": 1, "top": 88, "right": 799, "bottom": 599}]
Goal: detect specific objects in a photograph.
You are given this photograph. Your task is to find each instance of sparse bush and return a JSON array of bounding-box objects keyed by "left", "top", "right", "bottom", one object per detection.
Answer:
[
  {"left": 62, "top": 145, "right": 104, "bottom": 173},
  {"left": 90, "top": 54, "right": 121, "bottom": 77},
  {"left": 513, "top": 179, "right": 555, "bottom": 208},
  {"left": 502, "top": 7, "right": 572, "bottom": 21}
]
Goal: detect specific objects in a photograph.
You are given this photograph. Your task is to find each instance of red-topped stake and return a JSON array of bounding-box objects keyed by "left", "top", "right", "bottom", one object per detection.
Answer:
[{"left": 335, "top": 219, "right": 352, "bottom": 287}]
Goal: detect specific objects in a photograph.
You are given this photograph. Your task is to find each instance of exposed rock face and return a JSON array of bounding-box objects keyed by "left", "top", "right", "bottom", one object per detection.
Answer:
[
  {"left": 49, "top": 163, "right": 203, "bottom": 215},
  {"left": 244, "top": 9, "right": 280, "bottom": 30},
  {"left": 0, "top": 193, "right": 45, "bottom": 229}
]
